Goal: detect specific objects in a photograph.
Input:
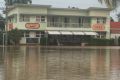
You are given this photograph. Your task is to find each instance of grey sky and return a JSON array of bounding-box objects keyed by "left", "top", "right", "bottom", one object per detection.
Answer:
[
  {"left": 0, "top": 0, "right": 118, "bottom": 21},
  {"left": 0, "top": 0, "right": 105, "bottom": 8},
  {"left": 32, "top": 0, "right": 105, "bottom": 8}
]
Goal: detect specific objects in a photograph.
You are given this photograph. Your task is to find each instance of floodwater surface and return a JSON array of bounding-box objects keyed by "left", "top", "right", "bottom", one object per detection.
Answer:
[{"left": 0, "top": 46, "right": 120, "bottom": 80}]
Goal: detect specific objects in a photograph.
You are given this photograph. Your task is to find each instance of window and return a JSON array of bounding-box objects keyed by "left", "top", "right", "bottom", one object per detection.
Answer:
[
  {"left": 14, "top": 16, "right": 17, "bottom": 23},
  {"left": 20, "top": 15, "right": 30, "bottom": 22},
  {"left": 21, "top": 32, "right": 24, "bottom": 37},
  {"left": 36, "top": 16, "right": 41, "bottom": 22},
  {"left": 102, "top": 18, "right": 106, "bottom": 24},
  {"left": 64, "top": 17, "right": 69, "bottom": 27},
  {"left": 36, "top": 32, "right": 40, "bottom": 37},
  {"left": 41, "top": 16, "right": 46, "bottom": 22},
  {"left": 9, "top": 18, "right": 12, "bottom": 23},
  {"left": 97, "top": 18, "right": 106, "bottom": 24},
  {"left": 78, "top": 17, "right": 83, "bottom": 27},
  {"left": 64, "top": 17, "right": 69, "bottom": 23},
  {"left": 36, "top": 16, "right": 46, "bottom": 22},
  {"left": 25, "top": 32, "right": 29, "bottom": 37}
]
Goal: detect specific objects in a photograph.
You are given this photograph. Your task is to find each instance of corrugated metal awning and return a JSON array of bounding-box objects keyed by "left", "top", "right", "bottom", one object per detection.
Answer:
[
  {"left": 48, "top": 31, "right": 60, "bottom": 35},
  {"left": 73, "top": 32, "right": 84, "bottom": 35},
  {"left": 60, "top": 31, "right": 73, "bottom": 35},
  {"left": 84, "top": 32, "right": 98, "bottom": 35}
]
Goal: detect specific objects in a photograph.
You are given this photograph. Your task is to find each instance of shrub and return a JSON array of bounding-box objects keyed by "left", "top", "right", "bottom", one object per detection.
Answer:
[{"left": 88, "top": 38, "right": 114, "bottom": 46}]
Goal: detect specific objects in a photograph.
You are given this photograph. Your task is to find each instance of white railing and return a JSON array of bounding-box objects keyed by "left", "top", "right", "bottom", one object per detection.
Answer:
[{"left": 47, "top": 22, "right": 91, "bottom": 28}]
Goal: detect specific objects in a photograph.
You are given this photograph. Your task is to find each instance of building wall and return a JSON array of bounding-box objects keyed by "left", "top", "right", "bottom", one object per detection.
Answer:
[
  {"left": 18, "top": 7, "right": 48, "bottom": 15},
  {"left": 89, "top": 10, "right": 110, "bottom": 17},
  {"left": 48, "top": 8, "right": 88, "bottom": 16},
  {"left": 13, "top": 22, "right": 47, "bottom": 30},
  {"left": 7, "top": 8, "right": 18, "bottom": 16},
  {"left": 7, "top": 4, "right": 111, "bottom": 44}
]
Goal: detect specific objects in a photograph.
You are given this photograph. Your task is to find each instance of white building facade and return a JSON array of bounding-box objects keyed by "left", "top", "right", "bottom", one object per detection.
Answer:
[{"left": 7, "top": 4, "right": 111, "bottom": 45}]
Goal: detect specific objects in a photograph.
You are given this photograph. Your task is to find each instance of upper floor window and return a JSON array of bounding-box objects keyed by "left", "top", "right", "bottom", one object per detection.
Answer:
[
  {"left": 8, "top": 16, "right": 17, "bottom": 23},
  {"left": 64, "top": 17, "right": 69, "bottom": 23},
  {"left": 97, "top": 18, "right": 106, "bottom": 24},
  {"left": 36, "top": 16, "right": 46, "bottom": 22},
  {"left": 41, "top": 16, "right": 46, "bottom": 22},
  {"left": 8, "top": 18, "right": 13, "bottom": 23},
  {"left": 36, "top": 16, "right": 41, "bottom": 22},
  {"left": 20, "top": 15, "right": 30, "bottom": 22}
]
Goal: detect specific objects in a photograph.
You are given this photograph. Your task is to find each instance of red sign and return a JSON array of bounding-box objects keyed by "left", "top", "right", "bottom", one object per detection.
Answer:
[
  {"left": 25, "top": 23, "right": 40, "bottom": 29},
  {"left": 92, "top": 24, "right": 105, "bottom": 31}
]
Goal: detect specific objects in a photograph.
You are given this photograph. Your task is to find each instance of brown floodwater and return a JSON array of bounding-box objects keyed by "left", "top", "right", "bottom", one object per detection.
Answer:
[{"left": 0, "top": 46, "right": 120, "bottom": 80}]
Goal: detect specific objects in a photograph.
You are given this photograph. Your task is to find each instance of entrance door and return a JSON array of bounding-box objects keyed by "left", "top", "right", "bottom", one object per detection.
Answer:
[{"left": 26, "top": 38, "right": 39, "bottom": 44}]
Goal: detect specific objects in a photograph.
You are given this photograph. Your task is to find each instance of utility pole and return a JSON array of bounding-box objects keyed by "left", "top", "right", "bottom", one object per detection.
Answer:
[
  {"left": 0, "top": 2, "right": 6, "bottom": 47},
  {"left": 5, "top": 3, "right": 8, "bottom": 46}
]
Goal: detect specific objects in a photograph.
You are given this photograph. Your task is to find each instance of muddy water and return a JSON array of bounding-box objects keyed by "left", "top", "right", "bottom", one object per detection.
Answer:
[{"left": 0, "top": 46, "right": 120, "bottom": 80}]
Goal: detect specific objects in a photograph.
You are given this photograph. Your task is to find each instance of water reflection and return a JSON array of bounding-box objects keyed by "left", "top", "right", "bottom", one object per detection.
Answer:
[{"left": 0, "top": 46, "right": 120, "bottom": 80}]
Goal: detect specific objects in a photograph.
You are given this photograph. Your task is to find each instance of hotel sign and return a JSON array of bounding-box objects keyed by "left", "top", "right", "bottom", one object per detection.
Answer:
[
  {"left": 25, "top": 23, "right": 40, "bottom": 29},
  {"left": 92, "top": 24, "right": 105, "bottom": 31}
]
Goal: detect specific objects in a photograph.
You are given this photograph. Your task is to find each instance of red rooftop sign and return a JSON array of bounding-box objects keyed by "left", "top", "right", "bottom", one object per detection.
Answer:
[
  {"left": 25, "top": 23, "right": 40, "bottom": 29},
  {"left": 92, "top": 24, "right": 105, "bottom": 31}
]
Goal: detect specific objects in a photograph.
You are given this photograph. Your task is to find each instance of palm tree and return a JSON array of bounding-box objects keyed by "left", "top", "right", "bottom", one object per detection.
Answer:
[
  {"left": 98, "top": 0, "right": 119, "bottom": 9},
  {"left": 5, "top": 0, "right": 32, "bottom": 5}
]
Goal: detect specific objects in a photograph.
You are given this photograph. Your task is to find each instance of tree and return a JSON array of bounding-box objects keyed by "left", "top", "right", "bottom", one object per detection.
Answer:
[
  {"left": 0, "top": 15, "right": 5, "bottom": 31},
  {"left": 98, "top": 0, "right": 120, "bottom": 9},
  {"left": 5, "top": 0, "right": 32, "bottom": 6},
  {"left": 117, "top": 13, "right": 120, "bottom": 21},
  {"left": 8, "top": 28, "right": 22, "bottom": 45}
]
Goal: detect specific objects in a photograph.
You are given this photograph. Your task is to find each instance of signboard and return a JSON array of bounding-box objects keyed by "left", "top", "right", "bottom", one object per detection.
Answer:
[
  {"left": 25, "top": 23, "right": 40, "bottom": 29},
  {"left": 92, "top": 24, "right": 105, "bottom": 31}
]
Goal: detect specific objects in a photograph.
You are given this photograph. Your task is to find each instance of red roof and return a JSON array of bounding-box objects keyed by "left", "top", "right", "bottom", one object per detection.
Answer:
[
  {"left": 110, "top": 22, "right": 120, "bottom": 33},
  {"left": 110, "top": 22, "right": 120, "bottom": 29}
]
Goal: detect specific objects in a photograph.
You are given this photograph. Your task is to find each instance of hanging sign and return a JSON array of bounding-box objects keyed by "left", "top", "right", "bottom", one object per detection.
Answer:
[
  {"left": 92, "top": 24, "right": 105, "bottom": 31},
  {"left": 25, "top": 23, "right": 40, "bottom": 29}
]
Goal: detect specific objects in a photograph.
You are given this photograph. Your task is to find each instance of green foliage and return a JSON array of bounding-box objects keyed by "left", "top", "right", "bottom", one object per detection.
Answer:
[
  {"left": 40, "top": 37, "right": 48, "bottom": 45},
  {"left": 0, "top": 16, "right": 5, "bottom": 31},
  {"left": 0, "top": 32, "right": 3, "bottom": 45},
  {"left": 98, "top": 0, "right": 118, "bottom": 9},
  {"left": 5, "top": 0, "right": 32, "bottom": 5},
  {"left": 118, "top": 37, "right": 120, "bottom": 46},
  {"left": 8, "top": 28, "right": 22, "bottom": 45},
  {"left": 88, "top": 38, "right": 114, "bottom": 46}
]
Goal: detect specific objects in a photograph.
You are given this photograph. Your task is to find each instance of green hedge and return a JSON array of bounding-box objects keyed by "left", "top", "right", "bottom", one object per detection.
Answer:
[
  {"left": 0, "top": 32, "right": 3, "bottom": 45},
  {"left": 88, "top": 38, "right": 114, "bottom": 46},
  {"left": 40, "top": 37, "right": 48, "bottom": 45}
]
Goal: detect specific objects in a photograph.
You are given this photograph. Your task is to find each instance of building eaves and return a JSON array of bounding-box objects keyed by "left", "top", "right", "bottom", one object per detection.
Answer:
[
  {"left": 14, "top": 4, "right": 51, "bottom": 8},
  {"left": 88, "top": 7, "right": 112, "bottom": 11},
  {"left": 50, "top": 7, "right": 88, "bottom": 12}
]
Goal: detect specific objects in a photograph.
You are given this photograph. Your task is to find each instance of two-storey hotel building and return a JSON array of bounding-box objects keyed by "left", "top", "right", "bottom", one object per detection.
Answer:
[{"left": 7, "top": 4, "right": 111, "bottom": 45}]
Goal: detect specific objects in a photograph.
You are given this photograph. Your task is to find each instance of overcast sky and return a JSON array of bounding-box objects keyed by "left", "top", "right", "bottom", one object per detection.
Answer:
[
  {"left": 0, "top": 0, "right": 118, "bottom": 21},
  {"left": 32, "top": 0, "right": 105, "bottom": 8},
  {"left": 0, "top": 0, "right": 105, "bottom": 8}
]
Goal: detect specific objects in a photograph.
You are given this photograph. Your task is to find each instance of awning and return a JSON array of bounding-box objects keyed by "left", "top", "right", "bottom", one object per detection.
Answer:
[
  {"left": 84, "top": 32, "right": 98, "bottom": 35},
  {"left": 73, "top": 32, "right": 84, "bottom": 35},
  {"left": 47, "top": 31, "right": 60, "bottom": 35},
  {"left": 61, "top": 31, "right": 73, "bottom": 35}
]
